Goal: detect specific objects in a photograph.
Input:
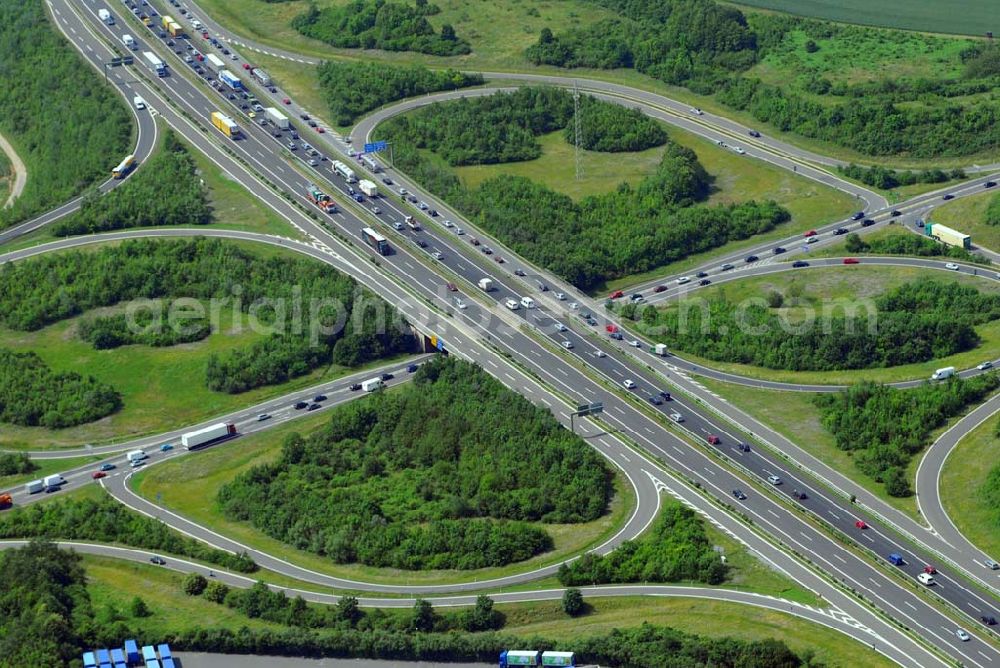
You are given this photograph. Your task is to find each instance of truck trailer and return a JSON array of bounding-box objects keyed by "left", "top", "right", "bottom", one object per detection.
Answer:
[
  {"left": 205, "top": 53, "right": 226, "bottom": 71},
  {"left": 98, "top": 8, "right": 114, "bottom": 24},
  {"left": 218, "top": 69, "right": 242, "bottom": 91},
  {"left": 478, "top": 278, "right": 494, "bottom": 292},
  {"left": 361, "top": 378, "right": 384, "bottom": 392},
  {"left": 25, "top": 480, "right": 44, "bottom": 494},
  {"left": 925, "top": 222, "right": 971, "bottom": 250},
  {"left": 306, "top": 184, "right": 336, "bottom": 213},
  {"left": 126, "top": 450, "right": 147, "bottom": 464},
  {"left": 265, "top": 107, "right": 289, "bottom": 129},
  {"left": 500, "top": 650, "right": 541, "bottom": 666},
  {"left": 182, "top": 423, "right": 236, "bottom": 450},
  {"left": 333, "top": 160, "right": 357, "bottom": 183},
  {"left": 653, "top": 343, "right": 668, "bottom": 356},
  {"left": 43, "top": 474, "right": 65, "bottom": 488},
  {"left": 251, "top": 68, "right": 271, "bottom": 86},
  {"left": 211, "top": 111, "right": 240, "bottom": 139},
  {"left": 358, "top": 179, "right": 378, "bottom": 198},
  {"left": 143, "top": 51, "right": 167, "bottom": 77}
]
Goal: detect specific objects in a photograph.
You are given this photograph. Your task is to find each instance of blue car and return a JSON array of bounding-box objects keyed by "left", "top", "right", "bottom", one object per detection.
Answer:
[
  {"left": 160, "top": 443, "right": 174, "bottom": 452},
  {"left": 407, "top": 364, "right": 419, "bottom": 373},
  {"left": 100, "top": 463, "right": 116, "bottom": 471}
]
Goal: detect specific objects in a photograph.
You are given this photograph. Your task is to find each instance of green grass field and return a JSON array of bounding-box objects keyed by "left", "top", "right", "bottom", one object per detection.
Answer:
[
  {"left": 659, "top": 265, "right": 1000, "bottom": 385},
  {"left": 80, "top": 554, "right": 889, "bottom": 667},
  {"left": 930, "top": 190, "right": 1000, "bottom": 254},
  {"left": 731, "top": 0, "right": 997, "bottom": 36},
  {"left": 939, "top": 411, "right": 1000, "bottom": 559},
  {"left": 697, "top": 376, "right": 922, "bottom": 520},
  {"left": 133, "top": 411, "right": 637, "bottom": 587}
]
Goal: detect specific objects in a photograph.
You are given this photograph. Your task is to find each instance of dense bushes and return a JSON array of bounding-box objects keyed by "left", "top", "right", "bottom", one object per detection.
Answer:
[
  {"left": 379, "top": 92, "right": 787, "bottom": 289},
  {"left": 843, "top": 232, "right": 986, "bottom": 264},
  {"left": 78, "top": 311, "right": 211, "bottom": 350},
  {"left": 987, "top": 194, "right": 1000, "bottom": 226},
  {"left": 815, "top": 374, "right": 999, "bottom": 495},
  {"left": 0, "top": 493, "right": 258, "bottom": 572},
  {"left": 52, "top": 131, "right": 211, "bottom": 236},
  {"left": 0, "top": 239, "right": 415, "bottom": 394},
  {"left": 292, "top": 0, "right": 469, "bottom": 56},
  {"left": 527, "top": 0, "right": 1000, "bottom": 158},
  {"left": 316, "top": 61, "right": 483, "bottom": 126},
  {"left": 0, "top": 349, "right": 121, "bottom": 428},
  {"left": 640, "top": 280, "right": 1000, "bottom": 372},
  {"left": 564, "top": 98, "right": 667, "bottom": 152},
  {"left": 0, "top": 452, "right": 37, "bottom": 477},
  {"left": 0, "top": 0, "right": 132, "bottom": 229},
  {"left": 838, "top": 163, "right": 964, "bottom": 190},
  {"left": 557, "top": 503, "right": 727, "bottom": 586},
  {"left": 217, "top": 357, "right": 612, "bottom": 570}
]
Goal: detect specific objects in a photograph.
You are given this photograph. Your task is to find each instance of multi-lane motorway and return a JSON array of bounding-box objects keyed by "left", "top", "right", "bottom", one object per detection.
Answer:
[{"left": 4, "top": 0, "right": 1000, "bottom": 665}]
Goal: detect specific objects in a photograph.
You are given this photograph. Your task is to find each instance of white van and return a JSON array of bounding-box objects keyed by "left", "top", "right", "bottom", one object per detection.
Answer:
[
  {"left": 122, "top": 34, "right": 136, "bottom": 50},
  {"left": 133, "top": 96, "right": 146, "bottom": 110},
  {"left": 504, "top": 298, "right": 520, "bottom": 311},
  {"left": 361, "top": 377, "right": 383, "bottom": 392},
  {"left": 931, "top": 366, "right": 955, "bottom": 381},
  {"left": 917, "top": 572, "right": 935, "bottom": 586},
  {"left": 43, "top": 474, "right": 65, "bottom": 488},
  {"left": 520, "top": 296, "right": 535, "bottom": 309}
]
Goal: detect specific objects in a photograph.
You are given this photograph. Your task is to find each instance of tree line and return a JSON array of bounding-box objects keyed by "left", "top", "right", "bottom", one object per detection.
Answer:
[
  {"left": 843, "top": 232, "right": 987, "bottom": 264},
  {"left": 0, "top": 493, "right": 258, "bottom": 572},
  {"left": 0, "top": 0, "right": 132, "bottom": 230},
  {"left": 838, "top": 163, "right": 965, "bottom": 191},
  {"left": 78, "top": 310, "right": 211, "bottom": 350},
  {"left": 0, "top": 238, "right": 415, "bottom": 397},
  {"left": 378, "top": 91, "right": 787, "bottom": 289},
  {"left": 638, "top": 279, "right": 1000, "bottom": 372},
  {"left": 0, "top": 348, "right": 122, "bottom": 428},
  {"left": 525, "top": 0, "right": 1000, "bottom": 158},
  {"left": 815, "top": 374, "right": 999, "bottom": 496},
  {"left": 316, "top": 61, "right": 483, "bottom": 126},
  {"left": 557, "top": 502, "right": 727, "bottom": 586},
  {"left": 292, "top": 0, "right": 469, "bottom": 56},
  {"left": 217, "top": 357, "right": 613, "bottom": 570},
  {"left": 52, "top": 131, "right": 211, "bottom": 236}
]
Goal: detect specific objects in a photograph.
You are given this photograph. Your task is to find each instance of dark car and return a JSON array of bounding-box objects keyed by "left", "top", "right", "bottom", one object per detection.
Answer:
[
  {"left": 732, "top": 489, "right": 747, "bottom": 500},
  {"left": 890, "top": 210, "right": 902, "bottom": 217},
  {"left": 648, "top": 395, "right": 663, "bottom": 405},
  {"left": 792, "top": 260, "right": 810, "bottom": 268},
  {"left": 307, "top": 403, "right": 321, "bottom": 411},
  {"left": 986, "top": 181, "right": 997, "bottom": 188},
  {"left": 748, "top": 130, "right": 761, "bottom": 138},
  {"left": 653, "top": 285, "right": 667, "bottom": 293},
  {"left": 659, "top": 390, "right": 672, "bottom": 401},
  {"left": 861, "top": 218, "right": 875, "bottom": 227},
  {"left": 696, "top": 271, "right": 708, "bottom": 278},
  {"left": 149, "top": 556, "right": 166, "bottom": 565},
  {"left": 428, "top": 209, "right": 438, "bottom": 217},
  {"left": 833, "top": 227, "right": 848, "bottom": 235},
  {"left": 699, "top": 279, "right": 711, "bottom": 286},
  {"left": 300, "top": 113, "right": 310, "bottom": 121},
  {"left": 772, "top": 246, "right": 786, "bottom": 254},
  {"left": 982, "top": 616, "right": 997, "bottom": 625},
  {"left": 407, "top": 364, "right": 419, "bottom": 373},
  {"left": 792, "top": 489, "right": 809, "bottom": 500},
  {"left": 852, "top": 211, "right": 865, "bottom": 220},
  {"left": 313, "top": 394, "right": 327, "bottom": 402},
  {"left": 45, "top": 485, "right": 60, "bottom": 493},
  {"left": 942, "top": 193, "right": 955, "bottom": 200},
  {"left": 381, "top": 373, "right": 394, "bottom": 381},
  {"left": 294, "top": 401, "right": 308, "bottom": 409},
  {"left": 100, "top": 463, "right": 116, "bottom": 471},
  {"left": 414, "top": 239, "right": 428, "bottom": 248},
  {"left": 349, "top": 383, "right": 362, "bottom": 391},
  {"left": 737, "top": 442, "right": 751, "bottom": 452},
  {"left": 382, "top": 177, "right": 393, "bottom": 185},
  {"left": 745, "top": 255, "right": 758, "bottom": 263},
  {"left": 610, "top": 331, "right": 624, "bottom": 340}
]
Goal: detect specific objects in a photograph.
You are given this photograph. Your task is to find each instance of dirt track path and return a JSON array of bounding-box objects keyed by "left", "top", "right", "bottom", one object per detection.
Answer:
[{"left": 0, "top": 131, "right": 27, "bottom": 209}]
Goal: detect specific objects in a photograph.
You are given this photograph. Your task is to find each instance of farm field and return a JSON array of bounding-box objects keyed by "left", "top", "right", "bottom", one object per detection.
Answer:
[{"left": 730, "top": 0, "right": 997, "bottom": 36}]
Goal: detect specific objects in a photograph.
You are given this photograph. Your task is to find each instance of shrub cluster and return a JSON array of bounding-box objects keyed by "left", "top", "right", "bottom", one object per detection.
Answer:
[
  {"left": 815, "top": 374, "right": 999, "bottom": 496},
  {"left": 78, "top": 311, "right": 211, "bottom": 350},
  {"left": 316, "top": 61, "right": 483, "bottom": 126},
  {"left": 0, "top": 452, "right": 37, "bottom": 477},
  {"left": 217, "top": 357, "right": 612, "bottom": 570},
  {"left": 843, "top": 232, "right": 986, "bottom": 264},
  {"left": 838, "top": 163, "right": 965, "bottom": 190}
]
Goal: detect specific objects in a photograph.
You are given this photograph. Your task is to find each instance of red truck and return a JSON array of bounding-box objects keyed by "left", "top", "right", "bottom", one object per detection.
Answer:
[{"left": 306, "top": 184, "right": 336, "bottom": 214}]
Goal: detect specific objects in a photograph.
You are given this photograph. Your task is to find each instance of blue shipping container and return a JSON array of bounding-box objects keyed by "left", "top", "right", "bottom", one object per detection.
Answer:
[
  {"left": 141, "top": 646, "right": 157, "bottom": 662},
  {"left": 97, "top": 649, "right": 111, "bottom": 663},
  {"left": 147, "top": 660, "right": 161, "bottom": 668},
  {"left": 124, "top": 639, "right": 140, "bottom": 664},
  {"left": 157, "top": 643, "right": 172, "bottom": 659},
  {"left": 112, "top": 648, "right": 125, "bottom": 664},
  {"left": 115, "top": 664, "right": 127, "bottom": 668},
  {"left": 99, "top": 663, "right": 112, "bottom": 668},
  {"left": 162, "top": 659, "right": 176, "bottom": 668},
  {"left": 83, "top": 651, "right": 97, "bottom": 667}
]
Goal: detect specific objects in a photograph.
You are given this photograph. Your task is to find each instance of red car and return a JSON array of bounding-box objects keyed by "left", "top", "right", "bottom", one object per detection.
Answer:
[
  {"left": 843, "top": 258, "right": 860, "bottom": 265},
  {"left": 855, "top": 520, "right": 867, "bottom": 529},
  {"left": 923, "top": 565, "right": 937, "bottom": 574},
  {"left": 804, "top": 230, "right": 817, "bottom": 237},
  {"left": 283, "top": 98, "right": 291, "bottom": 105},
  {"left": 92, "top": 471, "right": 107, "bottom": 480},
  {"left": 606, "top": 324, "right": 619, "bottom": 333},
  {"left": 242, "top": 63, "right": 251, "bottom": 70},
  {"left": 609, "top": 290, "right": 624, "bottom": 299},
  {"left": 706, "top": 435, "right": 720, "bottom": 445},
  {"left": 316, "top": 127, "right": 325, "bottom": 133},
  {"left": 653, "top": 285, "right": 667, "bottom": 293}
]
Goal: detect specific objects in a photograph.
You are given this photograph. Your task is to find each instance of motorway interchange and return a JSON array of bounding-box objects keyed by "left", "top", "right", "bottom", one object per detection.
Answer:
[{"left": 3, "top": 0, "right": 1000, "bottom": 665}]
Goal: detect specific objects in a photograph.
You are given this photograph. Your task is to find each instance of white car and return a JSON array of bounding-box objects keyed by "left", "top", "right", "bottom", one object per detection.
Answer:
[
  {"left": 676, "top": 276, "right": 691, "bottom": 284},
  {"left": 977, "top": 361, "right": 993, "bottom": 370},
  {"left": 956, "top": 629, "right": 970, "bottom": 642},
  {"left": 432, "top": 251, "right": 443, "bottom": 260},
  {"left": 561, "top": 341, "right": 574, "bottom": 349},
  {"left": 555, "top": 323, "right": 567, "bottom": 332},
  {"left": 594, "top": 350, "right": 607, "bottom": 358},
  {"left": 623, "top": 379, "right": 636, "bottom": 389},
  {"left": 554, "top": 292, "right": 566, "bottom": 300},
  {"left": 453, "top": 297, "right": 466, "bottom": 310},
  {"left": 669, "top": 412, "right": 684, "bottom": 423},
  {"left": 806, "top": 236, "right": 818, "bottom": 244},
  {"left": 767, "top": 475, "right": 782, "bottom": 486},
  {"left": 371, "top": 206, "right": 381, "bottom": 215},
  {"left": 455, "top": 228, "right": 465, "bottom": 235},
  {"left": 569, "top": 302, "right": 579, "bottom": 310},
  {"left": 628, "top": 340, "right": 641, "bottom": 348},
  {"left": 443, "top": 220, "right": 454, "bottom": 227},
  {"left": 733, "top": 146, "right": 746, "bottom": 155},
  {"left": 945, "top": 262, "right": 959, "bottom": 270},
  {"left": 133, "top": 95, "right": 146, "bottom": 110},
  {"left": 690, "top": 107, "right": 704, "bottom": 115}
]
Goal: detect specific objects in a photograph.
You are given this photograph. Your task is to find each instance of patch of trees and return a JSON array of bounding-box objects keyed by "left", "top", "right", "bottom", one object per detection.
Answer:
[
  {"left": 526, "top": 0, "right": 1000, "bottom": 158},
  {"left": 814, "top": 374, "right": 999, "bottom": 496},
  {"left": 557, "top": 502, "right": 727, "bottom": 586},
  {"left": 0, "top": 348, "right": 121, "bottom": 428},
  {"left": 0, "top": 492, "right": 258, "bottom": 572},
  {"left": 79, "top": 311, "right": 211, "bottom": 350},
  {"left": 52, "top": 131, "right": 211, "bottom": 236},
  {"left": 844, "top": 232, "right": 985, "bottom": 264},
  {"left": 838, "top": 163, "right": 965, "bottom": 190},
  {"left": 641, "top": 280, "right": 1000, "bottom": 372},
  {"left": 0, "top": 238, "right": 415, "bottom": 394},
  {"left": 382, "top": 88, "right": 665, "bottom": 166},
  {"left": 0, "top": 0, "right": 132, "bottom": 229},
  {"left": 292, "top": 0, "right": 469, "bottom": 57},
  {"left": 316, "top": 61, "right": 483, "bottom": 126},
  {"left": 217, "top": 357, "right": 612, "bottom": 570},
  {"left": 379, "top": 97, "right": 787, "bottom": 289},
  {"left": 0, "top": 452, "right": 37, "bottom": 477},
  {"left": 986, "top": 194, "right": 1000, "bottom": 226}
]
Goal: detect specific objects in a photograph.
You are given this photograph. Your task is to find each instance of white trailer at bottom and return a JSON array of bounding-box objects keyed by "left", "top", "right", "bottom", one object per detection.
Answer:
[{"left": 182, "top": 423, "right": 236, "bottom": 450}]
